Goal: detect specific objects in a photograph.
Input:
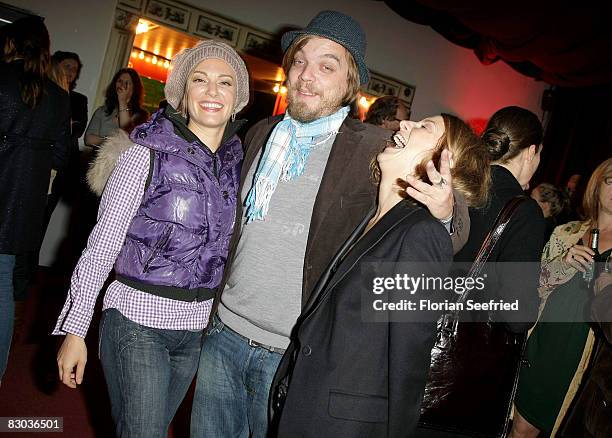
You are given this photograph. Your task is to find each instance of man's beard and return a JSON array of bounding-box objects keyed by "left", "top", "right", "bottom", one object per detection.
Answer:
[{"left": 286, "top": 82, "right": 345, "bottom": 123}]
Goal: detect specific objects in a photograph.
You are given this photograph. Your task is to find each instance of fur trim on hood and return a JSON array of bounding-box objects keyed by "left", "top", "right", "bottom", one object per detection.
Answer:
[{"left": 86, "top": 129, "right": 134, "bottom": 196}]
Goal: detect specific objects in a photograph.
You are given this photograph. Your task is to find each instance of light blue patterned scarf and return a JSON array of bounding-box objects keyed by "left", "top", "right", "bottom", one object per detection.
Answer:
[{"left": 245, "top": 106, "right": 349, "bottom": 222}]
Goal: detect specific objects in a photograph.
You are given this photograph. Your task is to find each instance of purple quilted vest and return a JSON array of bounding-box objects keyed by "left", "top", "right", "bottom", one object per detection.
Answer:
[{"left": 114, "top": 110, "right": 242, "bottom": 293}]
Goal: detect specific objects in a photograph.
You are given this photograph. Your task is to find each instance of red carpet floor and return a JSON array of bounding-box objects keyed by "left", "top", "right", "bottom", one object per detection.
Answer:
[{"left": 0, "top": 269, "right": 192, "bottom": 437}]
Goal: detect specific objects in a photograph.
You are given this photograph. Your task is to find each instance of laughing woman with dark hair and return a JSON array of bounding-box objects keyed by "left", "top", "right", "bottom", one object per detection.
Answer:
[
  {"left": 0, "top": 16, "right": 71, "bottom": 379},
  {"left": 84, "top": 67, "right": 148, "bottom": 148}
]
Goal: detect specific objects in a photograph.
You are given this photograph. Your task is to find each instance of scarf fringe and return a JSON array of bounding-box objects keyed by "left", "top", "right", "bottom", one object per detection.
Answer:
[
  {"left": 245, "top": 107, "right": 349, "bottom": 222},
  {"left": 245, "top": 176, "right": 276, "bottom": 222}
]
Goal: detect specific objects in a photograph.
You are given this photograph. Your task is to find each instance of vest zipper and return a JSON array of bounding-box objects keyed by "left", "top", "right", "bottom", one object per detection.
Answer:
[{"left": 212, "top": 153, "right": 219, "bottom": 183}]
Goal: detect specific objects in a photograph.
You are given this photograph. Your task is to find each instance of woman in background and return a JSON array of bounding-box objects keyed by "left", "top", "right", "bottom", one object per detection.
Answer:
[
  {"left": 53, "top": 51, "right": 88, "bottom": 144},
  {"left": 84, "top": 67, "right": 148, "bottom": 147},
  {"left": 531, "top": 182, "right": 570, "bottom": 241},
  {"left": 417, "top": 106, "right": 546, "bottom": 438},
  {"left": 0, "top": 16, "right": 70, "bottom": 380},
  {"left": 513, "top": 158, "right": 612, "bottom": 438},
  {"left": 50, "top": 51, "right": 88, "bottom": 205}
]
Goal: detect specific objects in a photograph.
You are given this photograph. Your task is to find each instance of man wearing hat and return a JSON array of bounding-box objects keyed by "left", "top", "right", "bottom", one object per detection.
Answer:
[{"left": 191, "top": 11, "right": 466, "bottom": 437}]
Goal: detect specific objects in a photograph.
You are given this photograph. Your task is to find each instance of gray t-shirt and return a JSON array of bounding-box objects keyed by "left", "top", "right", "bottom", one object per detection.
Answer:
[
  {"left": 218, "top": 134, "right": 335, "bottom": 349},
  {"left": 85, "top": 106, "right": 120, "bottom": 139}
]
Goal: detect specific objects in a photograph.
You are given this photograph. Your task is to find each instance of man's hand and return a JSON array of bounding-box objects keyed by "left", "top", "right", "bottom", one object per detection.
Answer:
[
  {"left": 57, "top": 334, "right": 87, "bottom": 388},
  {"left": 398, "top": 149, "right": 454, "bottom": 220}
]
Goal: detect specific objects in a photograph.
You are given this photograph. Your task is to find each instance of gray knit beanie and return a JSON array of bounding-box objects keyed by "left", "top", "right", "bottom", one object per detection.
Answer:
[{"left": 164, "top": 40, "right": 249, "bottom": 114}]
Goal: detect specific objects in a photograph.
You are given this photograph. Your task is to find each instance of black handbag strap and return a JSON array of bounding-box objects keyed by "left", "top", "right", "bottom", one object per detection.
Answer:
[{"left": 459, "top": 195, "right": 528, "bottom": 304}]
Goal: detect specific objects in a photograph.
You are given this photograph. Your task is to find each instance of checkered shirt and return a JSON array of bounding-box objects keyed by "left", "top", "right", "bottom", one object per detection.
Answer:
[{"left": 53, "top": 144, "right": 211, "bottom": 338}]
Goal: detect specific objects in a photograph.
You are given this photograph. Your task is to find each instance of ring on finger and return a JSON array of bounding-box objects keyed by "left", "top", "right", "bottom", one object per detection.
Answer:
[{"left": 435, "top": 177, "right": 447, "bottom": 188}]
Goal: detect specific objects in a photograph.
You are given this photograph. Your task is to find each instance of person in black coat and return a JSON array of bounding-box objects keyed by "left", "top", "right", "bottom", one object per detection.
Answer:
[
  {"left": 270, "top": 114, "right": 491, "bottom": 438},
  {"left": 13, "top": 52, "right": 89, "bottom": 300},
  {"left": 0, "top": 16, "right": 71, "bottom": 379},
  {"left": 416, "top": 106, "right": 547, "bottom": 437},
  {"left": 50, "top": 50, "right": 88, "bottom": 206},
  {"left": 454, "top": 107, "right": 546, "bottom": 332}
]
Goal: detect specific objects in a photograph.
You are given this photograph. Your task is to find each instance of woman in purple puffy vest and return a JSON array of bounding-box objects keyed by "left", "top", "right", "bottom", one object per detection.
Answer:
[{"left": 53, "top": 40, "right": 249, "bottom": 437}]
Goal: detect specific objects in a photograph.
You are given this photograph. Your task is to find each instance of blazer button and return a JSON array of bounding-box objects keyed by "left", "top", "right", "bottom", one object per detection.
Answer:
[
  {"left": 302, "top": 345, "right": 312, "bottom": 356},
  {"left": 187, "top": 147, "right": 195, "bottom": 154},
  {"left": 222, "top": 191, "right": 229, "bottom": 199}
]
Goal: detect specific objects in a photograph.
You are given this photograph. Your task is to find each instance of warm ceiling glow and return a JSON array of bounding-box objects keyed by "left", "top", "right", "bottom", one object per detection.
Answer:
[
  {"left": 280, "top": 86, "right": 287, "bottom": 95},
  {"left": 273, "top": 84, "right": 280, "bottom": 93},
  {"left": 275, "top": 69, "right": 285, "bottom": 82},
  {"left": 152, "top": 56, "right": 158, "bottom": 65},
  {"left": 359, "top": 95, "right": 373, "bottom": 109},
  {"left": 138, "top": 51, "right": 145, "bottom": 59},
  {"left": 136, "top": 19, "right": 153, "bottom": 35}
]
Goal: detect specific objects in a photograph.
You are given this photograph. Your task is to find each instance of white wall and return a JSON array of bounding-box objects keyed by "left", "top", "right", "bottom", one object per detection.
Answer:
[
  {"left": 191, "top": 0, "right": 547, "bottom": 121},
  {"left": 7, "top": 0, "right": 546, "bottom": 266}
]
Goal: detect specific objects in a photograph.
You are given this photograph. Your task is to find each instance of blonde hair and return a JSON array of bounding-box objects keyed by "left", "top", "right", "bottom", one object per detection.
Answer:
[
  {"left": 582, "top": 157, "right": 612, "bottom": 224},
  {"left": 282, "top": 34, "right": 360, "bottom": 106}
]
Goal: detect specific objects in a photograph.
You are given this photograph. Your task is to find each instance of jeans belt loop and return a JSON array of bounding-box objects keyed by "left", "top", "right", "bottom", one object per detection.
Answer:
[{"left": 247, "top": 338, "right": 285, "bottom": 354}]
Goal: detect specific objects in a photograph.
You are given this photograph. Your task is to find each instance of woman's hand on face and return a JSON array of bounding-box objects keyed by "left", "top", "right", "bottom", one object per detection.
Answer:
[
  {"left": 117, "top": 86, "right": 130, "bottom": 107},
  {"left": 57, "top": 333, "right": 87, "bottom": 388},
  {"left": 398, "top": 149, "right": 454, "bottom": 220},
  {"left": 562, "top": 244, "right": 595, "bottom": 272}
]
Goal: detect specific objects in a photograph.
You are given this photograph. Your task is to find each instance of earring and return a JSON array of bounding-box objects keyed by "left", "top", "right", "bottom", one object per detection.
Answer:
[{"left": 231, "top": 112, "right": 236, "bottom": 122}]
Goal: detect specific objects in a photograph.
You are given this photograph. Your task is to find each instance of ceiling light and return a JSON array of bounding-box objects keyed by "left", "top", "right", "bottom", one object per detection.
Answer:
[{"left": 136, "top": 21, "right": 149, "bottom": 35}]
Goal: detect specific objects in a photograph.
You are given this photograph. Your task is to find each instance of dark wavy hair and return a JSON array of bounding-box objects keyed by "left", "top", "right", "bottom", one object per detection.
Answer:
[
  {"left": 533, "top": 183, "right": 570, "bottom": 218},
  {"left": 52, "top": 51, "right": 82, "bottom": 90},
  {"left": 104, "top": 68, "right": 144, "bottom": 116},
  {"left": 2, "top": 16, "right": 50, "bottom": 107},
  {"left": 482, "top": 106, "right": 543, "bottom": 163},
  {"left": 364, "top": 96, "right": 402, "bottom": 126}
]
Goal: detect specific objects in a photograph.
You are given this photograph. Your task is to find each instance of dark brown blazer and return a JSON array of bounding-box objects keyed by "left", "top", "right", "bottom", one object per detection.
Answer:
[{"left": 212, "top": 115, "right": 469, "bottom": 316}]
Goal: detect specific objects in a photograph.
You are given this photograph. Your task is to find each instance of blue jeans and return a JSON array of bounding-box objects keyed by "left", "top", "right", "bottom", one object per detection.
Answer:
[
  {"left": 0, "top": 253, "right": 16, "bottom": 379},
  {"left": 99, "top": 309, "right": 203, "bottom": 438},
  {"left": 191, "top": 317, "right": 283, "bottom": 438}
]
